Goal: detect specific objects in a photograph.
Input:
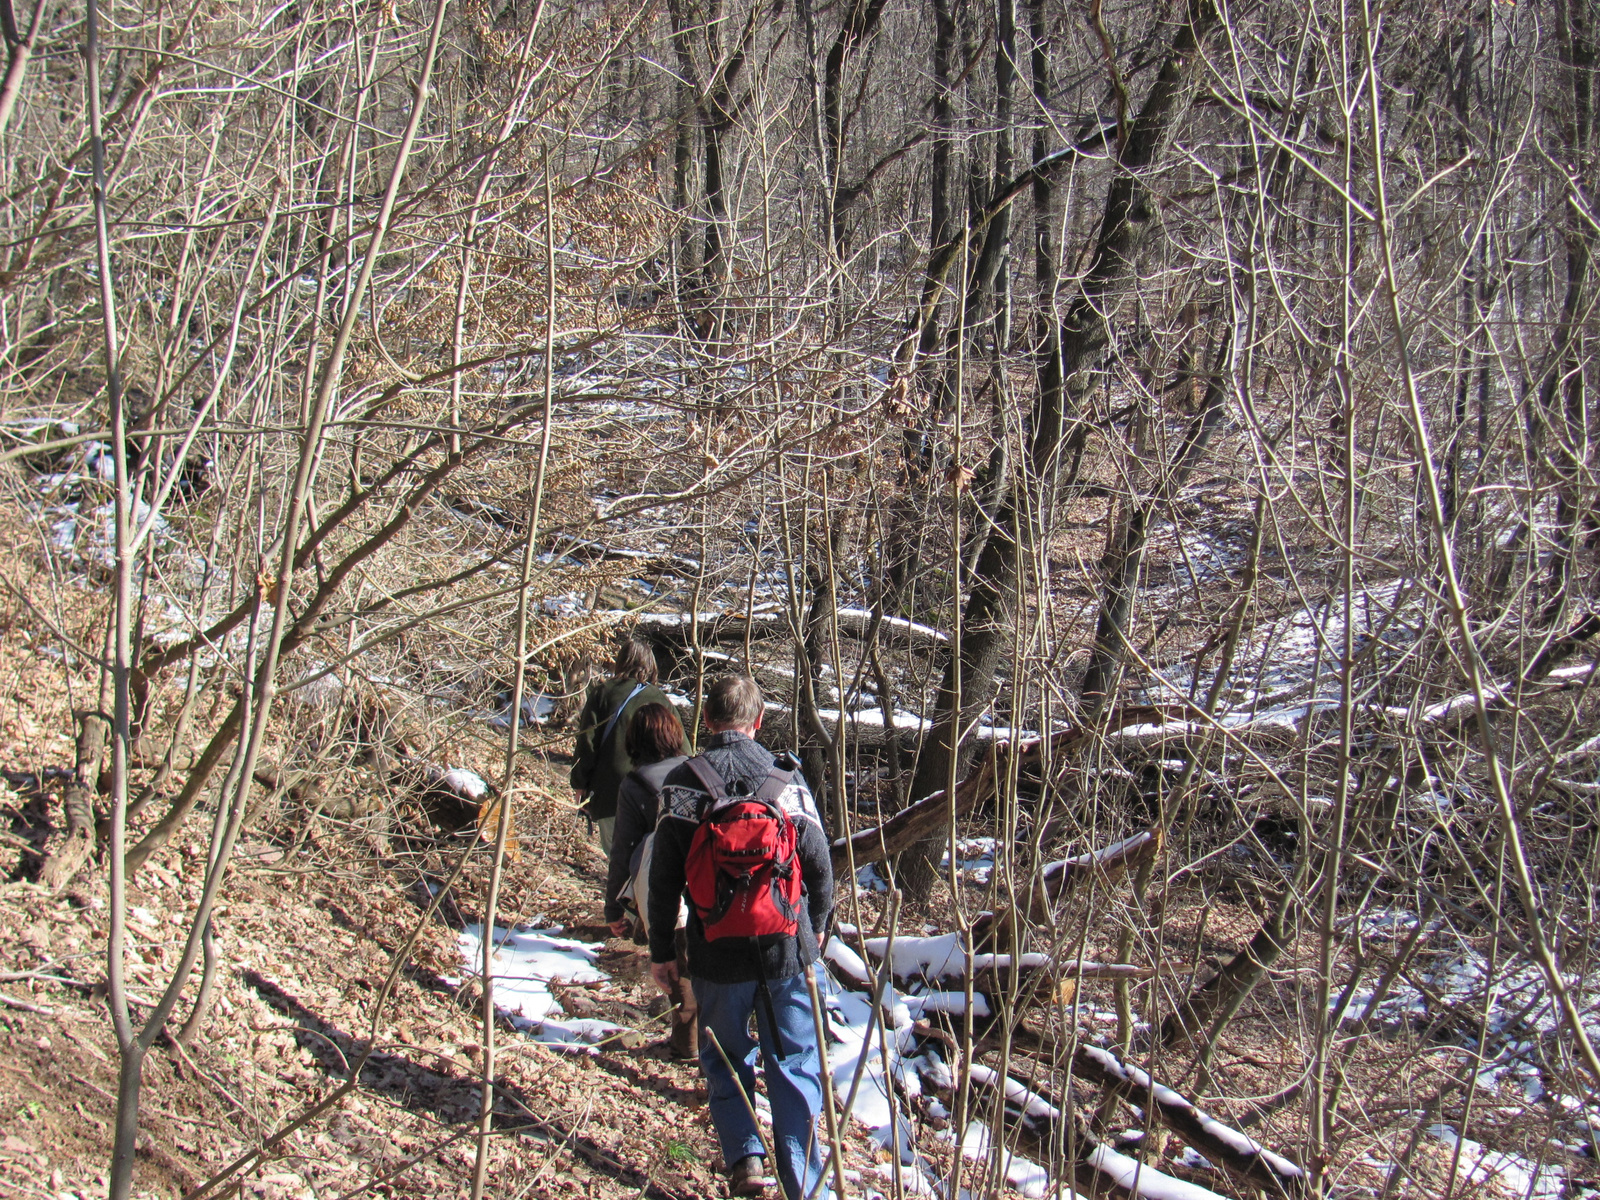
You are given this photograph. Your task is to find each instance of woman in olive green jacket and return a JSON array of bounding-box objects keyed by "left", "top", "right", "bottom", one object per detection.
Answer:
[{"left": 570, "top": 637, "right": 687, "bottom": 851}]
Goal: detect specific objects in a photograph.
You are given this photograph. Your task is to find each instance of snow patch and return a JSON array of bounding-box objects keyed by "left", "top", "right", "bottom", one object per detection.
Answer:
[
  {"left": 1426, "top": 1125, "right": 1564, "bottom": 1200},
  {"left": 824, "top": 984, "right": 917, "bottom": 1160},
  {"left": 940, "top": 837, "right": 996, "bottom": 884},
  {"left": 455, "top": 925, "right": 614, "bottom": 1049},
  {"left": 960, "top": 1121, "right": 1050, "bottom": 1198}
]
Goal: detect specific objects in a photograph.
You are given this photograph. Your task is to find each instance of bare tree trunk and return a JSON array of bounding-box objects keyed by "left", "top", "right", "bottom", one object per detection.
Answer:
[
  {"left": 1537, "top": 0, "right": 1598, "bottom": 624},
  {"left": 1028, "top": 0, "right": 1060, "bottom": 494},
  {"left": 903, "top": 0, "right": 1220, "bottom": 897},
  {"left": 0, "top": 0, "right": 43, "bottom": 136},
  {"left": 822, "top": 0, "right": 890, "bottom": 255}
]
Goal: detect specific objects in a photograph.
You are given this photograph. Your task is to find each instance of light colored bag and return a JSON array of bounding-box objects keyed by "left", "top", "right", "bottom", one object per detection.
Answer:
[{"left": 617, "top": 831, "right": 686, "bottom": 940}]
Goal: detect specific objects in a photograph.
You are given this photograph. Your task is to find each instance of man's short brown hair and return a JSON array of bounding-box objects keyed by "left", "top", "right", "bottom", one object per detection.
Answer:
[{"left": 704, "top": 673, "right": 763, "bottom": 730}]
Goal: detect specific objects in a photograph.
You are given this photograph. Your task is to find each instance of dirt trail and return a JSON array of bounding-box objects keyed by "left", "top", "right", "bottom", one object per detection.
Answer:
[{"left": 0, "top": 737, "right": 888, "bottom": 1200}]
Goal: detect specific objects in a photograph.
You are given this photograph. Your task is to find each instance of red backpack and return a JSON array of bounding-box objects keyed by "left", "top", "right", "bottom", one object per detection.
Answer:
[{"left": 682, "top": 756, "right": 803, "bottom": 944}]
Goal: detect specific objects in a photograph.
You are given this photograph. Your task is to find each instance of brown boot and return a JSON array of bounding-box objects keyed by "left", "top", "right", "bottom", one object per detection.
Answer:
[
  {"left": 670, "top": 966, "right": 699, "bottom": 1059},
  {"left": 669, "top": 1010, "right": 699, "bottom": 1059},
  {"left": 728, "top": 1156, "right": 771, "bottom": 1197}
]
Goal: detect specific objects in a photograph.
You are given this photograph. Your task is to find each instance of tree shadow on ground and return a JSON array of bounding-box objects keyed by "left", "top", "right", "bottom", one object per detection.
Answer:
[
  {"left": 242, "top": 969, "right": 690, "bottom": 1200},
  {"left": 2, "top": 766, "right": 70, "bottom": 882}
]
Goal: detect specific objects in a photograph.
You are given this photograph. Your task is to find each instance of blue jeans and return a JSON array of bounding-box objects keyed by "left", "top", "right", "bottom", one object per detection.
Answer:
[{"left": 693, "top": 973, "right": 831, "bottom": 1200}]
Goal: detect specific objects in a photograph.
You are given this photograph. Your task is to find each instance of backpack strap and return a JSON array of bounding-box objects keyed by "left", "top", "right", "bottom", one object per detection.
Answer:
[
  {"left": 754, "top": 766, "right": 796, "bottom": 804},
  {"left": 687, "top": 755, "right": 796, "bottom": 811},
  {"left": 684, "top": 755, "right": 729, "bottom": 813}
]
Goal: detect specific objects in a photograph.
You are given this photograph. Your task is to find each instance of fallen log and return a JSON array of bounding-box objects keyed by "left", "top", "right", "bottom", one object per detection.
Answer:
[
  {"left": 968, "top": 1062, "right": 1061, "bottom": 1128},
  {"left": 547, "top": 534, "right": 702, "bottom": 578},
  {"left": 760, "top": 700, "right": 928, "bottom": 750},
  {"left": 1160, "top": 874, "right": 1301, "bottom": 1049},
  {"left": 861, "top": 933, "right": 1149, "bottom": 984},
  {"left": 39, "top": 710, "right": 108, "bottom": 890},
  {"left": 1075, "top": 1142, "right": 1234, "bottom": 1200},
  {"left": 1098, "top": 715, "right": 1306, "bottom": 752},
  {"left": 860, "top": 927, "right": 1148, "bottom": 1011},
  {"left": 959, "top": 1058, "right": 1237, "bottom": 1200},
  {"left": 1072, "top": 1044, "right": 1308, "bottom": 1197},
  {"left": 1029, "top": 828, "right": 1163, "bottom": 919},
  {"left": 619, "top": 606, "right": 949, "bottom": 651},
  {"left": 829, "top": 744, "right": 998, "bottom": 876}
]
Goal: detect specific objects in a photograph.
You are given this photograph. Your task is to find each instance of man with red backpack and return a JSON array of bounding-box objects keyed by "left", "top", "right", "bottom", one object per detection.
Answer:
[{"left": 647, "top": 674, "right": 835, "bottom": 1200}]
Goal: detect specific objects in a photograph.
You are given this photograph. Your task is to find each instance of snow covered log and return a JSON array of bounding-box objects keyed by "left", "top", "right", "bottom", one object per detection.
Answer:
[
  {"left": 860, "top": 929, "right": 1149, "bottom": 1013},
  {"left": 1029, "top": 828, "right": 1162, "bottom": 918},
  {"left": 1096, "top": 715, "right": 1304, "bottom": 752},
  {"left": 1404, "top": 617, "right": 1599, "bottom": 731},
  {"left": 822, "top": 933, "right": 874, "bottom": 988},
  {"left": 967, "top": 1063, "right": 1062, "bottom": 1129},
  {"left": 960, "top": 1061, "right": 1236, "bottom": 1200},
  {"left": 548, "top": 534, "right": 703, "bottom": 578},
  {"left": 1075, "top": 1142, "right": 1235, "bottom": 1200},
  {"left": 404, "top": 759, "right": 492, "bottom": 802},
  {"left": 760, "top": 700, "right": 929, "bottom": 749},
  {"left": 618, "top": 606, "right": 949, "bottom": 651},
  {"left": 1072, "top": 1045, "right": 1308, "bottom": 1197},
  {"left": 1405, "top": 658, "right": 1596, "bottom": 731},
  {"left": 830, "top": 745, "right": 999, "bottom": 875},
  {"left": 1041, "top": 700, "right": 1331, "bottom": 757},
  {"left": 390, "top": 758, "right": 508, "bottom": 847}
]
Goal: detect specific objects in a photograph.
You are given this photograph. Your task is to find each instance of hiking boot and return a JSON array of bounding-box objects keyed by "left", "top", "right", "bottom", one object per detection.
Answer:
[
  {"left": 668, "top": 1012, "right": 699, "bottom": 1060},
  {"left": 728, "top": 1156, "right": 770, "bottom": 1197}
]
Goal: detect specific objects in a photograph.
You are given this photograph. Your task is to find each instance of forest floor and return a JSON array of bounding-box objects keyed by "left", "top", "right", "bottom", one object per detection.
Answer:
[
  {"left": 0, "top": 596, "right": 908, "bottom": 1200},
  {"left": 1, "top": 567, "right": 1596, "bottom": 1200}
]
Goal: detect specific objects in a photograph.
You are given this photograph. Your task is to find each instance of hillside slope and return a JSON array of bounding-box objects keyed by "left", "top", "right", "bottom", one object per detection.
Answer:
[{"left": 0, "top": 624, "right": 890, "bottom": 1200}]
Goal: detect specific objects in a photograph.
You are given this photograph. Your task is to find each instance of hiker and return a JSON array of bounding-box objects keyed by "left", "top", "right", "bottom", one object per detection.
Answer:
[
  {"left": 570, "top": 636, "right": 686, "bottom": 852},
  {"left": 603, "top": 701, "right": 698, "bottom": 1058},
  {"left": 647, "top": 674, "right": 836, "bottom": 1200}
]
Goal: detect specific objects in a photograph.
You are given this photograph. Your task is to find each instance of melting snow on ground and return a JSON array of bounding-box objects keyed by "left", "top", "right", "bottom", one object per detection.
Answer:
[
  {"left": 959, "top": 1121, "right": 1049, "bottom": 1198},
  {"left": 940, "top": 838, "right": 997, "bottom": 884},
  {"left": 1336, "top": 938, "right": 1600, "bottom": 1099},
  {"left": 1331, "top": 914, "right": 1600, "bottom": 1166},
  {"left": 1145, "top": 579, "right": 1414, "bottom": 717},
  {"left": 1427, "top": 1125, "right": 1565, "bottom": 1200},
  {"left": 454, "top": 924, "right": 623, "bottom": 1051},
  {"left": 817, "top": 956, "right": 952, "bottom": 1194},
  {"left": 823, "top": 981, "right": 919, "bottom": 1161}
]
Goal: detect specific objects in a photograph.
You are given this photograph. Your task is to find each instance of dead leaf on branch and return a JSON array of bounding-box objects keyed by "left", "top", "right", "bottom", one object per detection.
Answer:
[
  {"left": 880, "top": 375, "right": 918, "bottom": 421},
  {"left": 946, "top": 464, "right": 975, "bottom": 493}
]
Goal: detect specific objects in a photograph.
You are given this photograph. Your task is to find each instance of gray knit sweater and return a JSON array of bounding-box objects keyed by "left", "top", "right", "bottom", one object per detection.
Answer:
[{"left": 646, "top": 731, "right": 834, "bottom": 983}]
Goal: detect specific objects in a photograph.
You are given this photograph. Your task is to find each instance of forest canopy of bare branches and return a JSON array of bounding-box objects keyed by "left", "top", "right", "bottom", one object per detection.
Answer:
[{"left": 1, "top": 0, "right": 1598, "bottom": 1196}]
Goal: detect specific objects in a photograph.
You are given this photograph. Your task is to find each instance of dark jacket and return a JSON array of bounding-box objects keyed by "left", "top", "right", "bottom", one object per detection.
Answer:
[
  {"left": 603, "top": 755, "right": 687, "bottom": 923},
  {"left": 569, "top": 677, "right": 684, "bottom": 820},
  {"left": 647, "top": 731, "right": 834, "bottom": 984}
]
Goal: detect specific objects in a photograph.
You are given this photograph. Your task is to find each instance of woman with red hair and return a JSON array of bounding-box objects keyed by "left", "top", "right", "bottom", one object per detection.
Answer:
[{"left": 604, "top": 701, "right": 697, "bottom": 1057}]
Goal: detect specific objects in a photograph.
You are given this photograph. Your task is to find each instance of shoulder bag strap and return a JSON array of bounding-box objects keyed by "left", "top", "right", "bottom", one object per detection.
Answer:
[{"left": 600, "top": 682, "right": 648, "bottom": 748}]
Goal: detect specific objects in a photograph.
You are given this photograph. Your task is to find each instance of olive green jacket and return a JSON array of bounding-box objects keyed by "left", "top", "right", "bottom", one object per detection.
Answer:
[{"left": 569, "top": 677, "right": 686, "bottom": 819}]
